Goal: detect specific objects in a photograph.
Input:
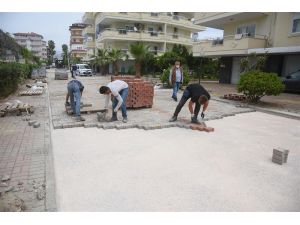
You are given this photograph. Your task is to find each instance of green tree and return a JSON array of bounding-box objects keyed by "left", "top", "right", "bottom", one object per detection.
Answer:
[
  {"left": 62, "top": 44, "right": 68, "bottom": 67},
  {"left": 21, "top": 48, "right": 33, "bottom": 64},
  {"left": 47, "top": 40, "right": 56, "bottom": 65},
  {"left": 129, "top": 43, "right": 148, "bottom": 78},
  {"left": 108, "top": 49, "right": 127, "bottom": 75}
]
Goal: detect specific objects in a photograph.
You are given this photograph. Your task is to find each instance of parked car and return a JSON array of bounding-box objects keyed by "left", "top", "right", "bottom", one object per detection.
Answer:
[
  {"left": 282, "top": 70, "right": 300, "bottom": 93},
  {"left": 46, "top": 65, "right": 50, "bottom": 69},
  {"left": 75, "top": 64, "right": 92, "bottom": 76}
]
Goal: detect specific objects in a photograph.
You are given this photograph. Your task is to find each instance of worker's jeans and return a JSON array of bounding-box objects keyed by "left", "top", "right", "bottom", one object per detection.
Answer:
[
  {"left": 67, "top": 81, "right": 81, "bottom": 117},
  {"left": 173, "top": 89, "right": 201, "bottom": 118},
  {"left": 172, "top": 82, "right": 181, "bottom": 99},
  {"left": 112, "top": 88, "right": 128, "bottom": 118}
]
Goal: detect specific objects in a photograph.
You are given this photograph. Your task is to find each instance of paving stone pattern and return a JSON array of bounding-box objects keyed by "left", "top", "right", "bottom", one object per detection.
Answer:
[
  {"left": 47, "top": 72, "right": 255, "bottom": 130},
  {"left": 0, "top": 79, "right": 52, "bottom": 211}
]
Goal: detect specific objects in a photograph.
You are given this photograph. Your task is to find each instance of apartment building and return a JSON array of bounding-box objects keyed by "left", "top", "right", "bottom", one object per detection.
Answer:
[
  {"left": 69, "top": 23, "right": 87, "bottom": 60},
  {"left": 193, "top": 12, "right": 300, "bottom": 84},
  {"left": 13, "top": 32, "right": 47, "bottom": 60},
  {"left": 82, "top": 12, "right": 204, "bottom": 73},
  {"left": 82, "top": 13, "right": 96, "bottom": 61}
]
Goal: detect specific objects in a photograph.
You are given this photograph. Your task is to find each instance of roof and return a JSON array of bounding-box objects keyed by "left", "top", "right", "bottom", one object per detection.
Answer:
[{"left": 13, "top": 32, "right": 44, "bottom": 39}]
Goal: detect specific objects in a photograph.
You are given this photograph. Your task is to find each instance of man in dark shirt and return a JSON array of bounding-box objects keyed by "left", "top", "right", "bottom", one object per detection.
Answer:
[{"left": 169, "top": 83, "right": 210, "bottom": 124}]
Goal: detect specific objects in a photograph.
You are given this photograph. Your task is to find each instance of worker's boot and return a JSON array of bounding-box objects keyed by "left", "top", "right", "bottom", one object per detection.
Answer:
[
  {"left": 191, "top": 116, "right": 200, "bottom": 124},
  {"left": 110, "top": 112, "right": 118, "bottom": 122},
  {"left": 169, "top": 115, "right": 177, "bottom": 122}
]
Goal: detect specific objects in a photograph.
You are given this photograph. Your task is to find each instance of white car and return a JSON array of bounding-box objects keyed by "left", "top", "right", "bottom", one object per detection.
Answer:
[{"left": 75, "top": 64, "right": 92, "bottom": 76}]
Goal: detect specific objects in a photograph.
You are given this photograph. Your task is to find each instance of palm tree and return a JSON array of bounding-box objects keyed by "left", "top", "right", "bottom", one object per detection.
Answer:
[
  {"left": 129, "top": 43, "right": 148, "bottom": 78},
  {"left": 96, "top": 49, "right": 109, "bottom": 75},
  {"left": 62, "top": 44, "right": 69, "bottom": 67},
  {"left": 108, "top": 49, "right": 128, "bottom": 75}
]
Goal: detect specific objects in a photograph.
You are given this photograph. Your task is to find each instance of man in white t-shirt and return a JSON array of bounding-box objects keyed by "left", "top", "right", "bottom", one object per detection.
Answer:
[{"left": 99, "top": 80, "right": 129, "bottom": 123}]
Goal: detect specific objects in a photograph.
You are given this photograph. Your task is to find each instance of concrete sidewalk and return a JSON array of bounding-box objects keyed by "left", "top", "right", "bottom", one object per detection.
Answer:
[
  {"left": 0, "top": 77, "right": 55, "bottom": 211},
  {"left": 52, "top": 112, "right": 300, "bottom": 211}
]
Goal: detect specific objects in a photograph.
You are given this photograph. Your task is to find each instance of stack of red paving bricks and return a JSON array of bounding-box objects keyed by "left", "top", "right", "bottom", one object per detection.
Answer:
[{"left": 111, "top": 75, "right": 154, "bottom": 108}]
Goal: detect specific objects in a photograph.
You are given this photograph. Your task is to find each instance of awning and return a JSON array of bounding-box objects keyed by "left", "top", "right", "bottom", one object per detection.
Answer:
[{"left": 248, "top": 46, "right": 300, "bottom": 54}]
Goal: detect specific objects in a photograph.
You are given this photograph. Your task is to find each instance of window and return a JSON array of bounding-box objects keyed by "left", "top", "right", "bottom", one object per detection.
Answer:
[
  {"left": 236, "top": 24, "right": 256, "bottom": 37},
  {"left": 292, "top": 13, "right": 300, "bottom": 33},
  {"left": 292, "top": 19, "right": 300, "bottom": 33}
]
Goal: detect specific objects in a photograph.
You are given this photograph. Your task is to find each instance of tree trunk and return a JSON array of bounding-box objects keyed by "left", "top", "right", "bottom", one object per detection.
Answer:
[
  {"left": 114, "top": 62, "right": 119, "bottom": 75},
  {"left": 135, "top": 62, "right": 141, "bottom": 78},
  {"left": 101, "top": 65, "right": 105, "bottom": 75}
]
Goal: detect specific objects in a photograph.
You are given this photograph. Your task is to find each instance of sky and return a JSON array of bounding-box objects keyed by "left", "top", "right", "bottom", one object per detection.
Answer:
[
  {"left": 0, "top": 12, "right": 223, "bottom": 53},
  {"left": 0, "top": 12, "right": 84, "bottom": 54}
]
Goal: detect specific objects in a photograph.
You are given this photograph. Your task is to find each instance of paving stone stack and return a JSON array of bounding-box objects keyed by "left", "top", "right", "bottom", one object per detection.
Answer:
[
  {"left": 272, "top": 148, "right": 289, "bottom": 165},
  {"left": 55, "top": 69, "right": 68, "bottom": 80},
  {"left": 111, "top": 75, "right": 154, "bottom": 108}
]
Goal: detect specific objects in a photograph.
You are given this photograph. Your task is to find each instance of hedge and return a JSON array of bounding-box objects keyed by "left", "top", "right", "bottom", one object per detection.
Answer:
[
  {"left": 0, "top": 62, "right": 31, "bottom": 97},
  {"left": 237, "top": 70, "right": 285, "bottom": 102}
]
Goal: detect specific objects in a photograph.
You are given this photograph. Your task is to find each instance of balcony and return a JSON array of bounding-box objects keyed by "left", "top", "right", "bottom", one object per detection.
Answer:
[
  {"left": 97, "top": 28, "right": 166, "bottom": 42},
  {"left": 95, "top": 12, "right": 202, "bottom": 31},
  {"left": 165, "top": 33, "right": 192, "bottom": 45},
  {"left": 194, "top": 12, "right": 267, "bottom": 29},
  {"left": 84, "top": 41, "right": 95, "bottom": 48},
  {"left": 193, "top": 34, "right": 267, "bottom": 57},
  {"left": 83, "top": 26, "right": 95, "bottom": 34},
  {"left": 82, "top": 12, "right": 94, "bottom": 24}
]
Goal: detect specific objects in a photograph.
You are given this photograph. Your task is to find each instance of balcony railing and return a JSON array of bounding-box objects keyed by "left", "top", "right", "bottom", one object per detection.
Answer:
[
  {"left": 96, "top": 28, "right": 192, "bottom": 44},
  {"left": 193, "top": 34, "right": 267, "bottom": 56},
  {"left": 96, "top": 12, "right": 198, "bottom": 29}
]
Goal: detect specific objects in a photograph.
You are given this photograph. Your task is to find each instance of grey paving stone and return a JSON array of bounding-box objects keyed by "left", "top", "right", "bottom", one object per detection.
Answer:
[
  {"left": 102, "top": 124, "right": 116, "bottom": 130},
  {"left": 97, "top": 124, "right": 104, "bottom": 129},
  {"left": 1, "top": 175, "right": 11, "bottom": 182},
  {"left": 272, "top": 158, "right": 284, "bottom": 165},
  {"left": 84, "top": 123, "right": 97, "bottom": 128},
  {"left": 62, "top": 123, "right": 84, "bottom": 129},
  {"left": 28, "top": 120, "right": 37, "bottom": 126},
  {"left": 0, "top": 182, "right": 8, "bottom": 187},
  {"left": 53, "top": 124, "right": 63, "bottom": 129},
  {"left": 33, "top": 122, "right": 40, "bottom": 128}
]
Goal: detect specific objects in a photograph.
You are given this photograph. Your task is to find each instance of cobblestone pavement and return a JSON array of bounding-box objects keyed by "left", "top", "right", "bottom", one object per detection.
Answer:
[
  {"left": 0, "top": 77, "right": 55, "bottom": 211},
  {"left": 47, "top": 70, "right": 254, "bottom": 130}
]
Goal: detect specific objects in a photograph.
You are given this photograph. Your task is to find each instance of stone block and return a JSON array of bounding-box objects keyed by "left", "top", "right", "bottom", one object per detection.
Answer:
[
  {"left": 28, "top": 120, "right": 37, "bottom": 126},
  {"left": 1, "top": 175, "right": 10, "bottom": 182},
  {"left": 272, "top": 157, "right": 284, "bottom": 165},
  {"left": 33, "top": 122, "right": 40, "bottom": 128},
  {"left": 84, "top": 123, "right": 97, "bottom": 128},
  {"left": 53, "top": 124, "right": 63, "bottom": 129},
  {"left": 102, "top": 124, "right": 116, "bottom": 130},
  {"left": 97, "top": 124, "right": 104, "bottom": 129},
  {"left": 97, "top": 112, "right": 107, "bottom": 122}
]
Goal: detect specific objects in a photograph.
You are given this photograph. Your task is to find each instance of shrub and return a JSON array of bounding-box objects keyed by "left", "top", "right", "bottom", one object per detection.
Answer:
[
  {"left": 160, "top": 66, "right": 190, "bottom": 88},
  {"left": 237, "top": 70, "right": 285, "bottom": 102},
  {"left": 0, "top": 62, "right": 30, "bottom": 97}
]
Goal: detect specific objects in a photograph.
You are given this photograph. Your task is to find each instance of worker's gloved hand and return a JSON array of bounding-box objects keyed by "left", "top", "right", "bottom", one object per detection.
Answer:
[
  {"left": 201, "top": 112, "right": 205, "bottom": 119},
  {"left": 65, "top": 101, "right": 70, "bottom": 107},
  {"left": 114, "top": 108, "right": 118, "bottom": 113}
]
